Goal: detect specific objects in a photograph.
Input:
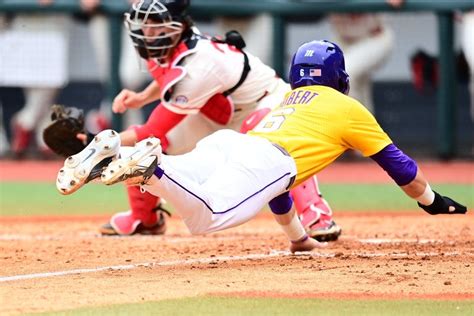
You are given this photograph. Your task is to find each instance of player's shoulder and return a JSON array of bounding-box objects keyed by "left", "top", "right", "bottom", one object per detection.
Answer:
[
  {"left": 307, "top": 86, "right": 364, "bottom": 114},
  {"left": 183, "top": 37, "right": 222, "bottom": 64}
]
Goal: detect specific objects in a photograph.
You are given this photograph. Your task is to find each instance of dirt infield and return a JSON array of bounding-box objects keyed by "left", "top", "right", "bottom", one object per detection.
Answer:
[
  {"left": 1, "top": 212, "right": 473, "bottom": 315},
  {"left": 0, "top": 160, "right": 473, "bottom": 315}
]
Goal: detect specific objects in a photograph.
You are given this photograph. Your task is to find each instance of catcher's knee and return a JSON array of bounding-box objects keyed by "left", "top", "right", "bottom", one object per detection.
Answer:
[{"left": 240, "top": 107, "right": 272, "bottom": 134}]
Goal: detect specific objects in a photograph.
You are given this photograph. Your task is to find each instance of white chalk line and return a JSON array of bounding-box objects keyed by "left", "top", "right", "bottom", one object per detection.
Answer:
[
  {"left": 0, "top": 251, "right": 288, "bottom": 283},
  {"left": 357, "top": 238, "right": 446, "bottom": 244},
  {"left": 1, "top": 250, "right": 473, "bottom": 283}
]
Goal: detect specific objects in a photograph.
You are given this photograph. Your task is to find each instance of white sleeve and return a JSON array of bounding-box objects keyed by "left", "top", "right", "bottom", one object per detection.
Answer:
[{"left": 162, "top": 42, "right": 244, "bottom": 114}]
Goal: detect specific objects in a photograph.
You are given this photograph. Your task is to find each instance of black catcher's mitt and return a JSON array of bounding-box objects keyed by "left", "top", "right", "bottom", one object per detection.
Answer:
[{"left": 43, "top": 104, "right": 88, "bottom": 157}]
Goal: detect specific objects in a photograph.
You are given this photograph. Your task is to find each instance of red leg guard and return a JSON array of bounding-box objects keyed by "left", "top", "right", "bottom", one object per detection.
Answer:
[
  {"left": 290, "top": 176, "right": 341, "bottom": 242},
  {"left": 127, "top": 185, "right": 161, "bottom": 226},
  {"left": 290, "top": 175, "right": 332, "bottom": 228},
  {"left": 291, "top": 176, "right": 327, "bottom": 215}
]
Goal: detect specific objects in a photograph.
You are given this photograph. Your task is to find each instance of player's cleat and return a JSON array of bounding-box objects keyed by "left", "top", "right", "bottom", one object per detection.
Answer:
[
  {"left": 100, "top": 205, "right": 170, "bottom": 236},
  {"left": 299, "top": 198, "right": 342, "bottom": 242},
  {"left": 307, "top": 216, "right": 342, "bottom": 242},
  {"left": 56, "top": 129, "right": 120, "bottom": 195},
  {"left": 101, "top": 137, "right": 161, "bottom": 186}
]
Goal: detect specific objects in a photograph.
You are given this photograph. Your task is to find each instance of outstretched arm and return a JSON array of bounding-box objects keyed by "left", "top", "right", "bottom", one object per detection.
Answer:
[
  {"left": 371, "top": 144, "right": 467, "bottom": 215},
  {"left": 112, "top": 81, "right": 162, "bottom": 114}
]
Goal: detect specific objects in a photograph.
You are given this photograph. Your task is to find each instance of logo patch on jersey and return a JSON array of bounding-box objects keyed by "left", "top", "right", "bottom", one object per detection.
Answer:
[{"left": 174, "top": 95, "right": 188, "bottom": 105}]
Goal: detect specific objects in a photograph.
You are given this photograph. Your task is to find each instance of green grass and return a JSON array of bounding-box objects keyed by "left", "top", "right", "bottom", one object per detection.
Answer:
[
  {"left": 0, "top": 182, "right": 472, "bottom": 216},
  {"left": 33, "top": 297, "right": 474, "bottom": 316},
  {"left": 320, "top": 183, "right": 473, "bottom": 212},
  {"left": 0, "top": 182, "right": 128, "bottom": 216}
]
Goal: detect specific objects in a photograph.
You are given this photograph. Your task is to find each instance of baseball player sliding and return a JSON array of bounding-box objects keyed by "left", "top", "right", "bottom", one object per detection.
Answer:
[
  {"left": 56, "top": 39, "right": 468, "bottom": 253},
  {"left": 91, "top": 0, "right": 340, "bottom": 241}
]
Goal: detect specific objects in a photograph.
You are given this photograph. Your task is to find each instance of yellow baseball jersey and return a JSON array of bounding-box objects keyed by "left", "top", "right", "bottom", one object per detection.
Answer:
[{"left": 248, "top": 85, "right": 392, "bottom": 187}]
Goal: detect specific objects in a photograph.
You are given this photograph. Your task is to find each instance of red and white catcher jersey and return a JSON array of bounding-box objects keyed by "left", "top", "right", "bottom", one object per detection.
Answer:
[{"left": 148, "top": 33, "right": 281, "bottom": 116}]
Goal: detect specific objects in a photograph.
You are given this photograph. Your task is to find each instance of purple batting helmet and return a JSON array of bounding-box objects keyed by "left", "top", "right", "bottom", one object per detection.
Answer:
[{"left": 289, "top": 40, "right": 350, "bottom": 94}]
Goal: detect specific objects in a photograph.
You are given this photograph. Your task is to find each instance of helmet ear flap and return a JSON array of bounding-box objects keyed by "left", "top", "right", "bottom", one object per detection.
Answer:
[
  {"left": 338, "top": 78, "right": 346, "bottom": 95},
  {"left": 337, "top": 69, "right": 350, "bottom": 95}
]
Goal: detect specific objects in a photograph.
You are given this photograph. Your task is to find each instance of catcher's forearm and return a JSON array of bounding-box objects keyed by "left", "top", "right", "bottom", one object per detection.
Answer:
[
  {"left": 139, "top": 81, "right": 162, "bottom": 105},
  {"left": 133, "top": 105, "right": 186, "bottom": 151}
]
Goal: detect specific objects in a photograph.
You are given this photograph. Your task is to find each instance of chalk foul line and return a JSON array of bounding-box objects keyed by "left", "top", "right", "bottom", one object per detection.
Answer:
[{"left": 1, "top": 250, "right": 473, "bottom": 283}]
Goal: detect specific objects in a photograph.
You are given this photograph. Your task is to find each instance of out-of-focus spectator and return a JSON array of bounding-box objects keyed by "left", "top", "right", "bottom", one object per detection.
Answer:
[
  {"left": 0, "top": 16, "right": 9, "bottom": 157},
  {"left": 1, "top": 1, "right": 71, "bottom": 158},
  {"left": 0, "top": 102, "right": 8, "bottom": 157},
  {"left": 79, "top": 0, "right": 150, "bottom": 132},
  {"left": 328, "top": 0, "right": 404, "bottom": 113},
  {"left": 461, "top": 10, "right": 474, "bottom": 121}
]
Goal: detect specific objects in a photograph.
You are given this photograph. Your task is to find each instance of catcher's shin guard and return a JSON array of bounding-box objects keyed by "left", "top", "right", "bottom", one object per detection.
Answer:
[
  {"left": 56, "top": 129, "right": 120, "bottom": 195},
  {"left": 290, "top": 176, "right": 342, "bottom": 242},
  {"left": 100, "top": 185, "right": 169, "bottom": 235}
]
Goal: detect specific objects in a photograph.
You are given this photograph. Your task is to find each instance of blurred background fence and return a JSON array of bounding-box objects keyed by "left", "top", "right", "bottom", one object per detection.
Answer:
[{"left": 0, "top": 0, "right": 473, "bottom": 158}]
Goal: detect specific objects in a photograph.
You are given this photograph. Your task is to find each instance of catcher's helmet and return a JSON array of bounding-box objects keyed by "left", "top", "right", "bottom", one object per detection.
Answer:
[
  {"left": 125, "top": 0, "right": 190, "bottom": 63},
  {"left": 289, "top": 40, "right": 350, "bottom": 94}
]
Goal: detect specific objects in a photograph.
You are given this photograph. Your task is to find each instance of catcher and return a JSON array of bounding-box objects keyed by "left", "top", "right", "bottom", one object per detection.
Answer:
[{"left": 44, "top": 0, "right": 340, "bottom": 242}]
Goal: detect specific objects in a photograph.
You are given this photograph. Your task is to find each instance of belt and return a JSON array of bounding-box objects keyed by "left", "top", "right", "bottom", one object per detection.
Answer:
[{"left": 272, "top": 143, "right": 296, "bottom": 190}]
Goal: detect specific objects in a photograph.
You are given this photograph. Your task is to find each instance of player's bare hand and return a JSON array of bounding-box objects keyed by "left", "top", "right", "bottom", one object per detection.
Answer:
[
  {"left": 290, "top": 235, "right": 327, "bottom": 253},
  {"left": 112, "top": 89, "right": 145, "bottom": 114}
]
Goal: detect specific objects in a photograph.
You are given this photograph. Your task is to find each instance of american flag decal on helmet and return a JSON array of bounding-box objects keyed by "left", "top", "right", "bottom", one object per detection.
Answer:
[{"left": 310, "top": 69, "right": 321, "bottom": 77}]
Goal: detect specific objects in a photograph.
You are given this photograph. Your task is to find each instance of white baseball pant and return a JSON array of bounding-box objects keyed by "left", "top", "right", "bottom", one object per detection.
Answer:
[{"left": 143, "top": 129, "right": 297, "bottom": 235}]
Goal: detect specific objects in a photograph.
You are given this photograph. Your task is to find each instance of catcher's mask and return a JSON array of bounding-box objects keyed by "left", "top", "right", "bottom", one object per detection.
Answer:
[
  {"left": 289, "top": 40, "right": 350, "bottom": 95},
  {"left": 125, "top": 0, "right": 189, "bottom": 66}
]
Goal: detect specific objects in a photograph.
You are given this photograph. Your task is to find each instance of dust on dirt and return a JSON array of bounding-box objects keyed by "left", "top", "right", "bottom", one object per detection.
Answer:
[{"left": 1, "top": 213, "right": 473, "bottom": 315}]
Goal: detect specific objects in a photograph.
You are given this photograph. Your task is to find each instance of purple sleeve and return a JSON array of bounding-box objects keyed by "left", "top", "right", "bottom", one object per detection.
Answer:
[
  {"left": 370, "top": 144, "right": 418, "bottom": 186},
  {"left": 269, "top": 191, "right": 293, "bottom": 215}
]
